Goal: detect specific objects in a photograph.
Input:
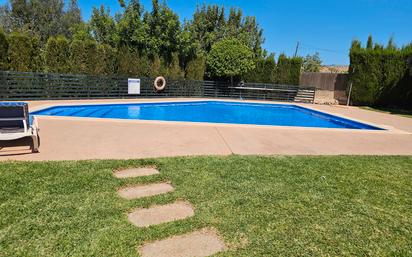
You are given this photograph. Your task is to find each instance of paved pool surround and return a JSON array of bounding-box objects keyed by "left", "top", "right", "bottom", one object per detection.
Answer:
[{"left": 0, "top": 98, "right": 411, "bottom": 161}]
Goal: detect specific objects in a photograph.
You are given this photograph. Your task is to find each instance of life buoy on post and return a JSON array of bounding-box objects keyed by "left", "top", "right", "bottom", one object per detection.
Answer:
[{"left": 154, "top": 76, "right": 166, "bottom": 91}]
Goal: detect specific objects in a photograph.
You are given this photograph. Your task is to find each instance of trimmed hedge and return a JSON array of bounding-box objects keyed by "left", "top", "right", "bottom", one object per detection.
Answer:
[
  {"left": 276, "top": 54, "right": 302, "bottom": 85},
  {"left": 0, "top": 30, "right": 302, "bottom": 85},
  {"left": 350, "top": 39, "right": 412, "bottom": 109},
  {"left": 0, "top": 29, "right": 8, "bottom": 70}
]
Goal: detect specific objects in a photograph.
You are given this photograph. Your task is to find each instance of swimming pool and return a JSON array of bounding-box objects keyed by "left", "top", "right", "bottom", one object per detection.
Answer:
[{"left": 31, "top": 101, "right": 383, "bottom": 130}]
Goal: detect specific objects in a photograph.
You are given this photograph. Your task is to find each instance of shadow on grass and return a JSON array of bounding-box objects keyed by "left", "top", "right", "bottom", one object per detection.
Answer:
[{"left": 361, "top": 106, "right": 412, "bottom": 118}]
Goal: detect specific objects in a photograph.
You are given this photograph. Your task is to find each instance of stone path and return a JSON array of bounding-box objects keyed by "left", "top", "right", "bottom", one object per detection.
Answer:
[
  {"left": 117, "top": 183, "right": 174, "bottom": 200},
  {"left": 128, "top": 201, "right": 194, "bottom": 227},
  {"left": 114, "top": 167, "right": 225, "bottom": 257},
  {"left": 114, "top": 167, "right": 160, "bottom": 178},
  {"left": 139, "top": 229, "right": 226, "bottom": 257}
]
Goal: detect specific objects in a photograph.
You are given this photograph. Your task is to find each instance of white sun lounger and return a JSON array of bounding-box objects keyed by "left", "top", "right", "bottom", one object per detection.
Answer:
[{"left": 0, "top": 102, "right": 40, "bottom": 153}]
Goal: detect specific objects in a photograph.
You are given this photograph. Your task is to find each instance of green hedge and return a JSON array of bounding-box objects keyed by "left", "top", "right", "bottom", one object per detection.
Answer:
[
  {"left": 244, "top": 54, "right": 302, "bottom": 85},
  {"left": 350, "top": 39, "right": 412, "bottom": 109},
  {"left": 276, "top": 54, "right": 302, "bottom": 85},
  {"left": 0, "top": 30, "right": 302, "bottom": 85},
  {"left": 0, "top": 29, "right": 8, "bottom": 70}
]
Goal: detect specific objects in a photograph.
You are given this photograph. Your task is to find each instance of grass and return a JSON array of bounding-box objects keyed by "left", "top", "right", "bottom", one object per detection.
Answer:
[
  {"left": 0, "top": 156, "right": 411, "bottom": 256},
  {"left": 361, "top": 106, "right": 412, "bottom": 118}
]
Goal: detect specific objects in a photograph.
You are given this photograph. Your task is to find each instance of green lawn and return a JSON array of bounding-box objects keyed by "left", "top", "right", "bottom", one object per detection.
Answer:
[
  {"left": 1, "top": 156, "right": 411, "bottom": 256},
  {"left": 361, "top": 106, "right": 412, "bottom": 118}
]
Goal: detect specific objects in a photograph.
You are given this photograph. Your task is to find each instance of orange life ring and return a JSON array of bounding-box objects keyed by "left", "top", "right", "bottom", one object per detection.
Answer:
[{"left": 154, "top": 76, "right": 166, "bottom": 91}]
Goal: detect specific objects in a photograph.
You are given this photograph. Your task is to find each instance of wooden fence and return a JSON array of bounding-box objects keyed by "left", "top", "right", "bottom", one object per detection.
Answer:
[
  {"left": 300, "top": 72, "right": 349, "bottom": 104},
  {"left": 300, "top": 72, "right": 349, "bottom": 91},
  {"left": 0, "top": 71, "right": 316, "bottom": 103}
]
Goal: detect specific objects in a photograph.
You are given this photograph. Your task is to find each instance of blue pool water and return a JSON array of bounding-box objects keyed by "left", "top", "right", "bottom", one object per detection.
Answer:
[{"left": 31, "top": 101, "right": 383, "bottom": 130}]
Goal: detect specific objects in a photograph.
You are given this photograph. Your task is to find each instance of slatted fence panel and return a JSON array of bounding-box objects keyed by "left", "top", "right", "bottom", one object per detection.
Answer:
[{"left": 0, "top": 71, "right": 315, "bottom": 103}]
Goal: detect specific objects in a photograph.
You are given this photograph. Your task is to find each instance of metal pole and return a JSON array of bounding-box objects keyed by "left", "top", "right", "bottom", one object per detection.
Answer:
[{"left": 346, "top": 68, "right": 355, "bottom": 106}]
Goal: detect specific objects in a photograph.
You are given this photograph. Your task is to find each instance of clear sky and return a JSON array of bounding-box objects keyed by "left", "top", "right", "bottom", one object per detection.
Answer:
[{"left": 2, "top": 0, "right": 412, "bottom": 64}]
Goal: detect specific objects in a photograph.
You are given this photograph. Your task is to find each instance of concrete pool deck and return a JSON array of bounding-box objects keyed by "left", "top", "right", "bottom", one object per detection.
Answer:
[{"left": 0, "top": 98, "right": 411, "bottom": 161}]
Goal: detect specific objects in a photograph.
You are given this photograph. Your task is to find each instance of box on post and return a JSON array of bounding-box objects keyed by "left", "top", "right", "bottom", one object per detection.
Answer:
[{"left": 128, "top": 78, "right": 141, "bottom": 95}]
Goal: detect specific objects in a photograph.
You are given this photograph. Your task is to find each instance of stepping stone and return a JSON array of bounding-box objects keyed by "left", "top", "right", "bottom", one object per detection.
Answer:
[
  {"left": 118, "top": 183, "right": 174, "bottom": 200},
  {"left": 139, "top": 229, "right": 226, "bottom": 257},
  {"left": 128, "top": 201, "right": 195, "bottom": 227},
  {"left": 114, "top": 167, "right": 160, "bottom": 178}
]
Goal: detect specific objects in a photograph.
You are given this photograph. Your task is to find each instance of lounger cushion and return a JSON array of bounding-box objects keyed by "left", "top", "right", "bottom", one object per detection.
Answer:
[
  {"left": 0, "top": 102, "right": 29, "bottom": 133},
  {"left": 0, "top": 127, "right": 25, "bottom": 133}
]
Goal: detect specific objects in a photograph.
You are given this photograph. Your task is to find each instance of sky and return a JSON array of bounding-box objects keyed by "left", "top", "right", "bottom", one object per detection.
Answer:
[{"left": 2, "top": 0, "right": 412, "bottom": 65}]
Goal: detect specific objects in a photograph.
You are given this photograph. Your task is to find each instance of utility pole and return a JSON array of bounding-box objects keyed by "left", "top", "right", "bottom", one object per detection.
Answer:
[{"left": 294, "top": 41, "right": 300, "bottom": 57}]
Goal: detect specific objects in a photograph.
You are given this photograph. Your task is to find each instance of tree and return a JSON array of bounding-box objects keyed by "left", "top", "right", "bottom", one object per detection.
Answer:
[
  {"left": 0, "top": 28, "right": 8, "bottom": 70},
  {"left": 207, "top": 38, "right": 255, "bottom": 81},
  {"left": 90, "top": 5, "right": 117, "bottom": 46},
  {"left": 187, "top": 4, "right": 264, "bottom": 57},
  {"left": 302, "top": 52, "right": 322, "bottom": 72},
  {"left": 61, "top": 0, "right": 82, "bottom": 37},
  {"left": 143, "top": 0, "right": 181, "bottom": 61},
  {"left": 0, "top": 0, "right": 82, "bottom": 43},
  {"left": 44, "top": 36, "right": 70, "bottom": 73},
  {"left": 117, "top": 0, "right": 147, "bottom": 51}
]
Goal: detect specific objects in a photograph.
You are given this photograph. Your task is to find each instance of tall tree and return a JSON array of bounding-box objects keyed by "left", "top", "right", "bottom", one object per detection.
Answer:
[
  {"left": 302, "top": 52, "right": 322, "bottom": 72},
  {"left": 187, "top": 4, "right": 264, "bottom": 57},
  {"left": 0, "top": 0, "right": 82, "bottom": 42},
  {"left": 117, "top": 0, "right": 147, "bottom": 51},
  {"left": 90, "top": 5, "right": 117, "bottom": 46},
  {"left": 61, "top": 0, "right": 82, "bottom": 37},
  {"left": 143, "top": 0, "right": 181, "bottom": 61}
]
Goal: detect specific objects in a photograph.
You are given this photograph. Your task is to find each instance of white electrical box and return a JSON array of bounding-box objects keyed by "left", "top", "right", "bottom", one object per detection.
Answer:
[{"left": 128, "top": 78, "right": 141, "bottom": 95}]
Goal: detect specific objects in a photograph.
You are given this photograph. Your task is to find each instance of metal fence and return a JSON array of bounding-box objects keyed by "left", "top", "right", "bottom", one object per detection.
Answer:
[{"left": 0, "top": 71, "right": 316, "bottom": 103}]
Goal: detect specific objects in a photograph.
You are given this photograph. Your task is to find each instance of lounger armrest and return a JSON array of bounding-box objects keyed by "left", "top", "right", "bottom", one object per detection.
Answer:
[{"left": 30, "top": 116, "right": 39, "bottom": 135}]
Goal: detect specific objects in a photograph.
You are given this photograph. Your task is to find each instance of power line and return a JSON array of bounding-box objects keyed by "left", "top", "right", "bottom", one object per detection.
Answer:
[{"left": 299, "top": 43, "right": 347, "bottom": 55}]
